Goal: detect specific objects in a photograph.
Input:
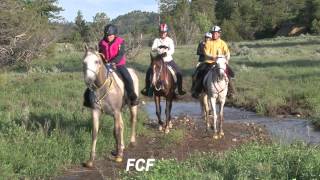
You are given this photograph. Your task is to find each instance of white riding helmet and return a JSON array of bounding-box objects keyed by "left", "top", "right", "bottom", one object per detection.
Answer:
[
  {"left": 211, "top": 25, "right": 221, "bottom": 32},
  {"left": 205, "top": 32, "right": 212, "bottom": 38}
]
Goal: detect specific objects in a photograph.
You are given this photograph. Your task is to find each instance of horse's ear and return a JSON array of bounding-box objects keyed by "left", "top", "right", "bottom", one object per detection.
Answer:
[{"left": 84, "top": 44, "right": 88, "bottom": 52}]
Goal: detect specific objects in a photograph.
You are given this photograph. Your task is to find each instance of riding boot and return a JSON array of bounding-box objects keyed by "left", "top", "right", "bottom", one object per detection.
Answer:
[
  {"left": 177, "top": 74, "right": 186, "bottom": 95},
  {"left": 117, "top": 66, "right": 139, "bottom": 106},
  {"left": 191, "top": 64, "right": 207, "bottom": 98},
  {"left": 227, "top": 79, "right": 236, "bottom": 99},
  {"left": 83, "top": 88, "right": 94, "bottom": 108},
  {"left": 191, "top": 68, "right": 199, "bottom": 92},
  {"left": 191, "top": 78, "right": 202, "bottom": 99},
  {"left": 141, "top": 67, "right": 153, "bottom": 97}
]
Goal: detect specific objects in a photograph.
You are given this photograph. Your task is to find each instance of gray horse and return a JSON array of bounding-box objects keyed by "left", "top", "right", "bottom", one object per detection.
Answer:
[
  {"left": 82, "top": 46, "right": 138, "bottom": 166},
  {"left": 201, "top": 57, "right": 229, "bottom": 140}
]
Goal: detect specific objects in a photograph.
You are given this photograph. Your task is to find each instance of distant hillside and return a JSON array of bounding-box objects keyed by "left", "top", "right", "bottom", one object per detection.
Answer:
[{"left": 111, "top": 10, "right": 159, "bottom": 35}]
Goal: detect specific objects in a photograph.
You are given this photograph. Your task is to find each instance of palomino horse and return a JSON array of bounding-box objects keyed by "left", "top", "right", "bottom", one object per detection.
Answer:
[
  {"left": 151, "top": 51, "right": 175, "bottom": 134},
  {"left": 201, "top": 57, "right": 229, "bottom": 139},
  {"left": 82, "top": 46, "right": 138, "bottom": 166}
]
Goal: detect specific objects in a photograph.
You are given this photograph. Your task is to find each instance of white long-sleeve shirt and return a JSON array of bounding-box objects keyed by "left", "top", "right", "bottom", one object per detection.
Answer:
[{"left": 151, "top": 37, "right": 175, "bottom": 62}]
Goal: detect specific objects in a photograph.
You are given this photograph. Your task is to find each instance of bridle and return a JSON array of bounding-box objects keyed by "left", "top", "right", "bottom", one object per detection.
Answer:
[
  {"left": 152, "top": 58, "right": 165, "bottom": 91},
  {"left": 84, "top": 52, "right": 114, "bottom": 108},
  {"left": 211, "top": 61, "right": 228, "bottom": 94}
]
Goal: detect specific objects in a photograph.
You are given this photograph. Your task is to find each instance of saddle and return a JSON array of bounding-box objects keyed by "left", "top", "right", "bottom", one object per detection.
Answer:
[{"left": 166, "top": 64, "right": 177, "bottom": 84}]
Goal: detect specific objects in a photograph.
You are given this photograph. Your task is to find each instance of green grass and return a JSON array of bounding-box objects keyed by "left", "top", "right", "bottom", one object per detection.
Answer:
[
  {"left": 158, "top": 128, "right": 185, "bottom": 148},
  {"left": 123, "top": 143, "right": 320, "bottom": 180},
  {"left": 230, "top": 36, "right": 320, "bottom": 121}
]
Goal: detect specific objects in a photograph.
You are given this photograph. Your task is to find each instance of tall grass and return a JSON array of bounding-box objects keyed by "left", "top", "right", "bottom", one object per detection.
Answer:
[{"left": 123, "top": 143, "right": 320, "bottom": 180}]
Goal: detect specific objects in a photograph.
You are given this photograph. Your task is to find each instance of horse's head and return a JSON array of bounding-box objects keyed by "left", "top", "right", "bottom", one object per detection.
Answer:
[
  {"left": 215, "top": 57, "right": 227, "bottom": 80},
  {"left": 150, "top": 51, "right": 167, "bottom": 91},
  {"left": 83, "top": 45, "right": 105, "bottom": 88}
]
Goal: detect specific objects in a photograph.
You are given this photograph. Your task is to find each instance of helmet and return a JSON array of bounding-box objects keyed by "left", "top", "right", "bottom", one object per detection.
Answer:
[
  {"left": 104, "top": 24, "right": 118, "bottom": 36},
  {"left": 211, "top": 25, "right": 221, "bottom": 32},
  {"left": 159, "top": 23, "right": 168, "bottom": 32},
  {"left": 205, "top": 32, "right": 212, "bottom": 38}
]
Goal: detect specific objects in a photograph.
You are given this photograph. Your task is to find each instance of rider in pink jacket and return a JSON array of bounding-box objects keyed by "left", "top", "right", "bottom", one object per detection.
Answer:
[{"left": 99, "top": 24, "right": 139, "bottom": 106}]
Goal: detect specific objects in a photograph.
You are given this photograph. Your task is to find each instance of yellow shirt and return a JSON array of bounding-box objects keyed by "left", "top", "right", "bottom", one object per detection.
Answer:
[{"left": 204, "top": 38, "right": 230, "bottom": 62}]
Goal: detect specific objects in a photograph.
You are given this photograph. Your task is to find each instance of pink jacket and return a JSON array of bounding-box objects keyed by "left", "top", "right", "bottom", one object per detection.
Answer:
[{"left": 99, "top": 37, "right": 126, "bottom": 66}]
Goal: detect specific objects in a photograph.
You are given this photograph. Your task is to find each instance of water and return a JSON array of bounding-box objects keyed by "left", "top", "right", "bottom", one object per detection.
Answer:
[{"left": 143, "top": 101, "right": 320, "bottom": 144}]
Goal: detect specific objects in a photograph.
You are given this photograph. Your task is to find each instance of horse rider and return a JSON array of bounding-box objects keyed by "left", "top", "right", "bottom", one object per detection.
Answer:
[
  {"left": 141, "top": 23, "right": 186, "bottom": 96},
  {"left": 83, "top": 24, "right": 139, "bottom": 107},
  {"left": 191, "top": 25, "right": 235, "bottom": 99},
  {"left": 191, "top": 32, "right": 212, "bottom": 93},
  {"left": 197, "top": 32, "right": 213, "bottom": 63}
]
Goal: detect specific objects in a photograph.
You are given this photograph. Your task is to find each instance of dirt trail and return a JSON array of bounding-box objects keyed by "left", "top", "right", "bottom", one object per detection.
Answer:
[{"left": 56, "top": 117, "right": 269, "bottom": 180}]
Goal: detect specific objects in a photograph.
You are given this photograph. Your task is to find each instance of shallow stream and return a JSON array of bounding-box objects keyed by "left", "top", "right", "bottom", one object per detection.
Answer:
[{"left": 144, "top": 101, "right": 320, "bottom": 144}]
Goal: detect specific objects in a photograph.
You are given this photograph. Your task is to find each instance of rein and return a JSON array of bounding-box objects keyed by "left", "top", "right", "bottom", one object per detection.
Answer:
[
  {"left": 211, "top": 64, "right": 227, "bottom": 94},
  {"left": 154, "top": 62, "right": 163, "bottom": 91},
  {"left": 85, "top": 52, "right": 114, "bottom": 110}
]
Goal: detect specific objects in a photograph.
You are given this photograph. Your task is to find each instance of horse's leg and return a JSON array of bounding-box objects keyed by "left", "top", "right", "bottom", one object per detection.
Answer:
[
  {"left": 164, "top": 97, "right": 173, "bottom": 134},
  {"left": 129, "top": 105, "right": 137, "bottom": 146},
  {"left": 85, "top": 109, "right": 101, "bottom": 168},
  {"left": 200, "top": 94, "right": 211, "bottom": 131},
  {"left": 154, "top": 95, "right": 163, "bottom": 131},
  {"left": 210, "top": 96, "right": 219, "bottom": 140},
  {"left": 219, "top": 97, "right": 226, "bottom": 138},
  {"left": 113, "top": 111, "right": 124, "bottom": 162}
]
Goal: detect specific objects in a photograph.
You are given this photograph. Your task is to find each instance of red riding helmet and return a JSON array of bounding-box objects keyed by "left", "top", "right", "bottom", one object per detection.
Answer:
[{"left": 159, "top": 23, "right": 168, "bottom": 32}]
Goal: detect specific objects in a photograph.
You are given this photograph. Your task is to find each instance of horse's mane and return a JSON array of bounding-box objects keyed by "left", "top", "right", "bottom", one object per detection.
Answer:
[{"left": 85, "top": 47, "right": 97, "bottom": 55}]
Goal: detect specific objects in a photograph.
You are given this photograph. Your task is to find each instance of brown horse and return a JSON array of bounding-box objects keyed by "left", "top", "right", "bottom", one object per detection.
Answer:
[
  {"left": 150, "top": 52, "right": 175, "bottom": 134},
  {"left": 82, "top": 46, "right": 138, "bottom": 166}
]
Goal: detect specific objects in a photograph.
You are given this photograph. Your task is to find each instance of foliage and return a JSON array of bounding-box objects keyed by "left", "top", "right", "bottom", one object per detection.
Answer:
[
  {"left": 0, "top": 0, "right": 62, "bottom": 68},
  {"left": 89, "top": 12, "right": 110, "bottom": 42},
  {"left": 311, "top": 19, "right": 320, "bottom": 34},
  {"left": 156, "top": 0, "right": 320, "bottom": 41},
  {"left": 112, "top": 10, "right": 159, "bottom": 35},
  {"left": 74, "top": 10, "right": 90, "bottom": 43}
]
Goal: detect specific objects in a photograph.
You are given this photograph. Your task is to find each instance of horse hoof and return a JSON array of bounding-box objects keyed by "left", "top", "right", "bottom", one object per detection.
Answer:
[
  {"left": 159, "top": 126, "right": 163, "bottom": 131},
  {"left": 219, "top": 132, "right": 225, "bottom": 138},
  {"left": 164, "top": 128, "right": 170, "bottom": 134},
  {"left": 169, "top": 122, "right": 173, "bottom": 129},
  {"left": 213, "top": 135, "right": 219, "bottom": 140},
  {"left": 83, "top": 161, "right": 94, "bottom": 168},
  {"left": 129, "top": 141, "right": 137, "bottom": 147},
  {"left": 109, "top": 155, "right": 123, "bottom": 163},
  {"left": 115, "top": 156, "right": 123, "bottom": 163}
]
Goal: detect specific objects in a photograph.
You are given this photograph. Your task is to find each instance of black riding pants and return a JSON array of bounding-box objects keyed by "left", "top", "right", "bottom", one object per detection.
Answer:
[
  {"left": 116, "top": 65, "right": 137, "bottom": 100},
  {"left": 192, "top": 63, "right": 211, "bottom": 94}
]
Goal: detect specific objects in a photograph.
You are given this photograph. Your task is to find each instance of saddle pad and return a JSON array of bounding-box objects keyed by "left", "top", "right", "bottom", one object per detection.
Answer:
[{"left": 167, "top": 65, "right": 177, "bottom": 83}]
